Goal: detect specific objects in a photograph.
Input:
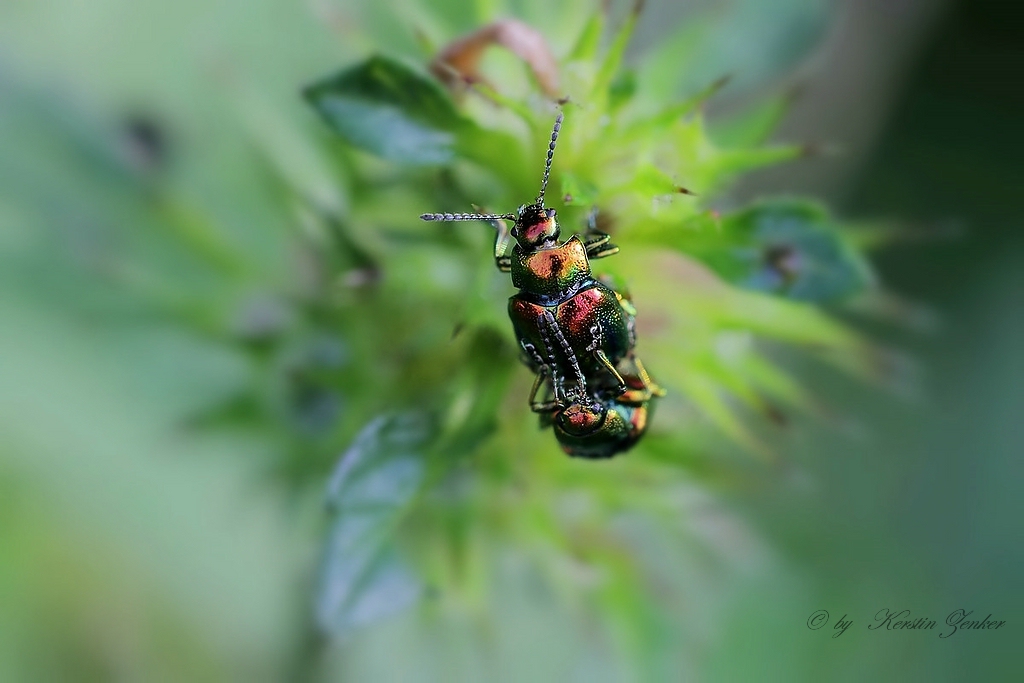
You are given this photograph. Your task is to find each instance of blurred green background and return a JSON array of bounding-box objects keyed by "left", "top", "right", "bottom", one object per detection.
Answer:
[{"left": 0, "top": 0, "right": 1020, "bottom": 681}]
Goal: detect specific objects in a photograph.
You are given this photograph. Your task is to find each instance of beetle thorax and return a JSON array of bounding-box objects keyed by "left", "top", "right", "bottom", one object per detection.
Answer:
[{"left": 510, "top": 235, "right": 592, "bottom": 302}]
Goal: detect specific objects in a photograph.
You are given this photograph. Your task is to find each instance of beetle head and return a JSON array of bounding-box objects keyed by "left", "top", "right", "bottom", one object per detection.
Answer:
[
  {"left": 556, "top": 402, "right": 606, "bottom": 436},
  {"left": 418, "top": 114, "right": 566, "bottom": 249},
  {"left": 509, "top": 113, "right": 565, "bottom": 249},
  {"left": 512, "top": 204, "right": 560, "bottom": 249}
]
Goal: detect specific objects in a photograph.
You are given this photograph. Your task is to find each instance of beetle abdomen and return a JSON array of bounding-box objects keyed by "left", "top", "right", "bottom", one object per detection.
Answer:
[{"left": 509, "top": 281, "right": 632, "bottom": 396}]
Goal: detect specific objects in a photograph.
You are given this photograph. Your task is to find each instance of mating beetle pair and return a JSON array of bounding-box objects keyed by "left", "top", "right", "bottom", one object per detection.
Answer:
[{"left": 422, "top": 115, "right": 663, "bottom": 458}]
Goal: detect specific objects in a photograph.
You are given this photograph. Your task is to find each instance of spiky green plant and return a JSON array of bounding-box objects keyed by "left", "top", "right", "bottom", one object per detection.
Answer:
[{"left": 291, "top": 3, "right": 887, "bottom": 644}]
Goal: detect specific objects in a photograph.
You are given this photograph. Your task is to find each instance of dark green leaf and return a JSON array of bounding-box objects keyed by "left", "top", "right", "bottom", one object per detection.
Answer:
[
  {"left": 325, "top": 412, "right": 434, "bottom": 510},
  {"left": 317, "top": 525, "right": 421, "bottom": 634},
  {"left": 699, "top": 200, "right": 873, "bottom": 302},
  {"left": 304, "top": 56, "right": 466, "bottom": 165},
  {"left": 316, "top": 412, "right": 436, "bottom": 635}
]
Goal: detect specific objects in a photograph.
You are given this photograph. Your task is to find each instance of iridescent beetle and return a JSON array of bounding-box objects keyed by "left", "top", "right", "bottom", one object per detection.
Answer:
[{"left": 422, "top": 115, "right": 663, "bottom": 458}]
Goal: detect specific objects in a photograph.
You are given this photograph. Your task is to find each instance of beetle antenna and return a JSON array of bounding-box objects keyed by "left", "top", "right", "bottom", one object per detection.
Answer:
[
  {"left": 536, "top": 113, "right": 563, "bottom": 207},
  {"left": 421, "top": 212, "right": 517, "bottom": 222}
]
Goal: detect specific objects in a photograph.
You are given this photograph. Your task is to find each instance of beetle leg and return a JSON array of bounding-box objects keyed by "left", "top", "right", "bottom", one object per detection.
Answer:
[
  {"left": 614, "top": 356, "right": 666, "bottom": 404},
  {"left": 635, "top": 356, "right": 667, "bottom": 397},
  {"left": 587, "top": 242, "right": 620, "bottom": 259},
  {"left": 541, "top": 310, "right": 587, "bottom": 400},
  {"left": 521, "top": 340, "right": 545, "bottom": 373},
  {"left": 581, "top": 208, "right": 620, "bottom": 260},
  {"left": 593, "top": 349, "right": 627, "bottom": 396},
  {"left": 582, "top": 229, "right": 619, "bottom": 259},
  {"left": 528, "top": 367, "right": 560, "bottom": 413},
  {"left": 477, "top": 207, "right": 514, "bottom": 272},
  {"left": 492, "top": 217, "right": 513, "bottom": 272},
  {"left": 581, "top": 208, "right": 606, "bottom": 247},
  {"left": 535, "top": 316, "right": 567, "bottom": 405},
  {"left": 587, "top": 324, "right": 627, "bottom": 397}
]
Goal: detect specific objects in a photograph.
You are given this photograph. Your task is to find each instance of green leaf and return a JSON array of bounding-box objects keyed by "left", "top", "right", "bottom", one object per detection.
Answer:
[
  {"left": 660, "top": 365, "right": 770, "bottom": 458},
  {"left": 454, "top": 125, "right": 532, "bottom": 194},
  {"left": 634, "top": 19, "right": 706, "bottom": 101},
  {"left": 435, "top": 328, "right": 516, "bottom": 457},
  {"left": 316, "top": 412, "right": 436, "bottom": 634},
  {"left": 317, "top": 528, "right": 421, "bottom": 634},
  {"left": 625, "top": 163, "right": 680, "bottom": 197},
  {"left": 707, "top": 144, "right": 804, "bottom": 182},
  {"left": 619, "top": 76, "right": 730, "bottom": 143},
  {"left": 709, "top": 88, "right": 796, "bottom": 147},
  {"left": 568, "top": 10, "right": 604, "bottom": 62},
  {"left": 304, "top": 56, "right": 466, "bottom": 165},
  {"left": 590, "top": 1, "right": 641, "bottom": 100},
  {"left": 560, "top": 171, "right": 599, "bottom": 206},
  {"left": 314, "top": 329, "right": 514, "bottom": 634},
  {"left": 662, "top": 200, "right": 873, "bottom": 302},
  {"left": 739, "top": 353, "right": 816, "bottom": 415},
  {"left": 719, "top": 200, "right": 873, "bottom": 301}
]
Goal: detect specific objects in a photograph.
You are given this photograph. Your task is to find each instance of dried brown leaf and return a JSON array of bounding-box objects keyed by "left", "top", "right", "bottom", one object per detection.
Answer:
[{"left": 431, "top": 20, "right": 559, "bottom": 98}]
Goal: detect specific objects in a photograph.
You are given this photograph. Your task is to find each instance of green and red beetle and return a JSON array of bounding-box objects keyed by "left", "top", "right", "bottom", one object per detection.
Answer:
[{"left": 422, "top": 115, "right": 663, "bottom": 458}]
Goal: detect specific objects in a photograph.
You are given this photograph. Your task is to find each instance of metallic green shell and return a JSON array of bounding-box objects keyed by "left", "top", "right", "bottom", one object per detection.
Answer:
[
  {"left": 510, "top": 235, "right": 591, "bottom": 303},
  {"left": 508, "top": 281, "right": 632, "bottom": 397}
]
